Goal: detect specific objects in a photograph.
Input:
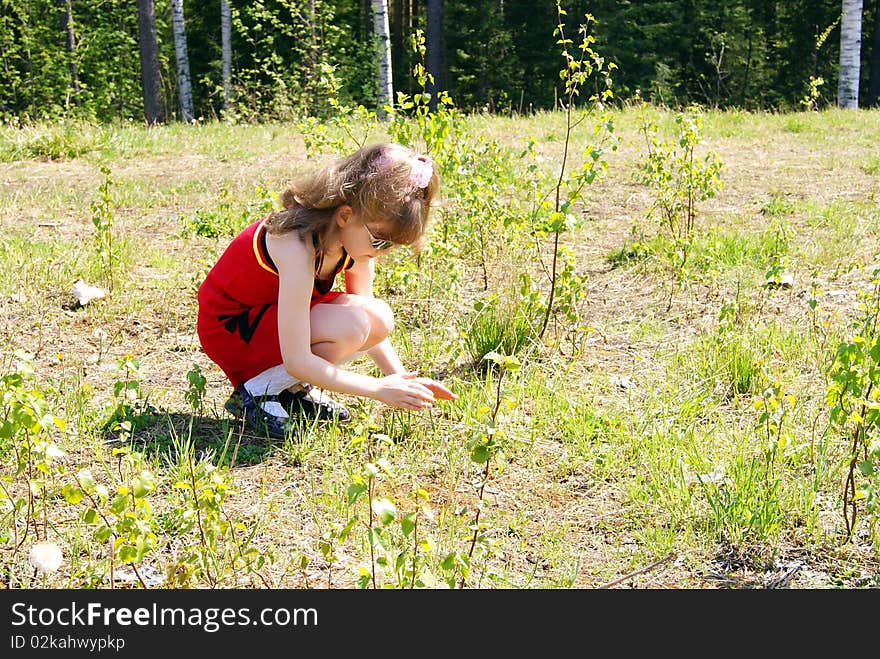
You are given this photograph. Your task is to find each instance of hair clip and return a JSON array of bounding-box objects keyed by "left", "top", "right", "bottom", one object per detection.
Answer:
[
  {"left": 410, "top": 156, "right": 433, "bottom": 189},
  {"left": 374, "top": 147, "right": 433, "bottom": 189}
]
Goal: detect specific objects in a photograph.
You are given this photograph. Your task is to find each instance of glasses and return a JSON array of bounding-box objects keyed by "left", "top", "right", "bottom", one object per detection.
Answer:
[{"left": 363, "top": 223, "right": 395, "bottom": 251}]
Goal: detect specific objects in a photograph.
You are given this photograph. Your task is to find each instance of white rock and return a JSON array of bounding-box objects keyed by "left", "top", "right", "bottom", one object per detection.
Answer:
[
  {"left": 72, "top": 280, "right": 106, "bottom": 306},
  {"left": 28, "top": 542, "right": 63, "bottom": 573}
]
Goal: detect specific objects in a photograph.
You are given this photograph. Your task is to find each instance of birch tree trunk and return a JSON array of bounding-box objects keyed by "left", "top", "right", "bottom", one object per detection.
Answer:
[
  {"left": 221, "top": 0, "right": 232, "bottom": 114},
  {"left": 170, "top": 0, "right": 195, "bottom": 122},
  {"left": 371, "top": 0, "right": 393, "bottom": 116},
  {"left": 136, "top": 0, "right": 164, "bottom": 125},
  {"left": 838, "top": 0, "right": 864, "bottom": 108}
]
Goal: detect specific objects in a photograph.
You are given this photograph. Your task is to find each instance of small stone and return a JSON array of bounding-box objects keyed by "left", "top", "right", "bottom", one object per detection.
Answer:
[{"left": 72, "top": 280, "right": 106, "bottom": 307}]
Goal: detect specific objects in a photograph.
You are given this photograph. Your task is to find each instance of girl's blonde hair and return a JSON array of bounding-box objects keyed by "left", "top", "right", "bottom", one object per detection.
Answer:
[{"left": 266, "top": 142, "right": 439, "bottom": 251}]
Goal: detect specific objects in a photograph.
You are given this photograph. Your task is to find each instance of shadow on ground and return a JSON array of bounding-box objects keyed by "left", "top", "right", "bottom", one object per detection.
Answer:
[{"left": 112, "top": 411, "right": 280, "bottom": 466}]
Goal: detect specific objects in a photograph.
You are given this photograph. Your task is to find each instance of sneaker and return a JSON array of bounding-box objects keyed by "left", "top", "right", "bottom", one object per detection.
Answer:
[
  {"left": 224, "top": 384, "right": 292, "bottom": 440},
  {"left": 279, "top": 384, "right": 351, "bottom": 424}
]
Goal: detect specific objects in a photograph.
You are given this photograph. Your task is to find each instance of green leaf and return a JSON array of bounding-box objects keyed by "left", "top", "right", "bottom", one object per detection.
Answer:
[
  {"left": 83, "top": 508, "right": 99, "bottom": 524},
  {"left": 77, "top": 469, "right": 95, "bottom": 491},
  {"left": 61, "top": 484, "right": 83, "bottom": 505},
  {"left": 109, "top": 493, "right": 127, "bottom": 515},
  {"left": 482, "top": 351, "right": 520, "bottom": 371},
  {"left": 870, "top": 340, "right": 880, "bottom": 363},
  {"left": 117, "top": 545, "right": 137, "bottom": 563},
  {"left": 346, "top": 482, "right": 367, "bottom": 504},
  {"left": 94, "top": 524, "right": 112, "bottom": 543},
  {"left": 401, "top": 513, "right": 416, "bottom": 537},
  {"left": 132, "top": 471, "right": 155, "bottom": 498},
  {"left": 470, "top": 444, "right": 490, "bottom": 464},
  {"left": 339, "top": 515, "right": 358, "bottom": 543},
  {"left": 372, "top": 498, "right": 397, "bottom": 525},
  {"left": 368, "top": 527, "right": 386, "bottom": 551}
]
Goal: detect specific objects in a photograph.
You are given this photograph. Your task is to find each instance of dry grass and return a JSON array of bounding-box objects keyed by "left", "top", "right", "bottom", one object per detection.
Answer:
[{"left": 2, "top": 107, "right": 880, "bottom": 589}]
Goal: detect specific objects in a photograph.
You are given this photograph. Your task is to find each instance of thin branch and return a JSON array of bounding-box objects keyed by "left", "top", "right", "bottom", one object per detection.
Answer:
[{"left": 596, "top": 552, "right": 675, "bottom": 589}]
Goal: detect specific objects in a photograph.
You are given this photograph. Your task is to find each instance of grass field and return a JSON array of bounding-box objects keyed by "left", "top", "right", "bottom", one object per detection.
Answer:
[{"left": 1, "top": 105, "right": 879, "bottom": 589}]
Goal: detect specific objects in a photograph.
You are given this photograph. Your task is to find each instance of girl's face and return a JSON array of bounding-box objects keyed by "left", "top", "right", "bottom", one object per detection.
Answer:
[
  {"left": 336, "top": 205, "right": 395, "bottom": 258},
  {"left": 363, "top": 222, "right": 395, "bottom": 252}
]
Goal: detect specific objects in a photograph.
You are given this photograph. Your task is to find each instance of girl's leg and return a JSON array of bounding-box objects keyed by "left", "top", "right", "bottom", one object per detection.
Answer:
[
  {"left": 309, "top": 294, "right": 394, "bottom": 364},
  {"left": 242, "top": 364, "right": 299, "bottom": 398},
  {"left": 237, "top": 294, "right": 391, "bottom": 413}
]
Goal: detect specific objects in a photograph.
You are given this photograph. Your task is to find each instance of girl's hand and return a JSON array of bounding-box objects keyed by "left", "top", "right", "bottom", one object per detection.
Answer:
[
  {"left": 376, "top": 372, "right": 456, "bottom": 409},
  {"left": 414, "top": 377, "right": 457, "bottom": 401}
]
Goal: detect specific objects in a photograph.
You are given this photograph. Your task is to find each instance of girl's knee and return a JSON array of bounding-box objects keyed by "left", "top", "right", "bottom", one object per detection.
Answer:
[
  {"left": 347, "top": 306, "right": 372, "bottom": 347},
  {"left": 366, "top": 298, "right": 394, "bottom": 341}
]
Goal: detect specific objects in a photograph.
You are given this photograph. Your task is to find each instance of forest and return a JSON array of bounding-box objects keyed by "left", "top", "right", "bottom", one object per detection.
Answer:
[{"left": 2, "top": 1, "right": 879, "bottom": 124}]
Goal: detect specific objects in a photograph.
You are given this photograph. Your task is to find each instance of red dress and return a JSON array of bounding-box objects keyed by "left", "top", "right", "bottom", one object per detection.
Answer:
[{"left": 197, "top": 217, "right": 354, "bottom": 387}]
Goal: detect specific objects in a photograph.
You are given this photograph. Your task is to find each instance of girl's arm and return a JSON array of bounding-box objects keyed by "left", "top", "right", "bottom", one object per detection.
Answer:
[
  {"left": 269, "top": 233, "right": 444, "bottom": 408},
  {"left": 343, "top": 257, "right": 405, "bottom": 375},
  {"left": 345, "top": 256, "right": 456, "bottom": 402}
]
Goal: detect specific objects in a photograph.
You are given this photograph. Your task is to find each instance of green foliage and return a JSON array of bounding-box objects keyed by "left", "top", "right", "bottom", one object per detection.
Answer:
[
  {"left": 755, "top": 379, "right": 796, "bottom": 453},
  {"left": 185, "top": 364, "right": 207, "bottom": 415},
  {"left": 826, "top": 270, "right": 880, "bottom": 544},
  {"left": 164, "top": 441, "right": 269, "bottom": 588},
  {"left": 592, "top": 0, "right": 842, "bottom": 110},
  {"left": 179, "top": 185, "right": 275, "bottom": 238},
  {"left": 606, "top": 233, "right": 657, "bottom": 269},
  {"left": 442, "top": 1, "right": 520, "bottom": 112},
  {"left": 688, "top": 305, "right": 768, "bottom": 399},
  {"left": 698, "top": 451, "right": 785, "bottom": 546},
  {"left": 0, "top": 355, "right": 67, "bottom": 585},
  {"left": 0, "top": 0, "right": 150, "bottom": 121},
  {"left": 862, "top": 156, "right": 880, "bottom": 176},
  {"left": 0, "top": 0, "right": 862, "bottom": 122},
  {"left": 71, "top": 449, "right": 158, "bottom": 581},
  {"left": 90, "top": 165, "right": 117, "bottom": 291},
  {"left": 798, "top": 16, "right": 839, "bottom": 111},
  {"left": 456, "top": 351, "right": 520, "bottom": 587},
  {"left": 0, "top": 119, "right": 105, "bottom": 161},
  {"left": 297, "top": 62, "right": 378, "bottom": 157},
  {"left": 102, "top": 355, "right": 160, "bottom": 444},
  {"left": 462, "top": 286, "right": 539, "bottom": 367},
  {"left": 526, "top": 4, "right": 616, "bottom": 343},
  {"left": 388, "top": 30, "right": 464, "bottom": 171},
  {"left": 637, "top": 101, "right": 724, "bottom": 309},
  {"left": 342, "top": 432, "right": 452, "bottom": 589}
]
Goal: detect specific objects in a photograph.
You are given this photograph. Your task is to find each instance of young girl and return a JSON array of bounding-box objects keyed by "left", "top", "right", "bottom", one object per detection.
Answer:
[{"left": 197, "top": 142, "right": 456, "bottom": 439}]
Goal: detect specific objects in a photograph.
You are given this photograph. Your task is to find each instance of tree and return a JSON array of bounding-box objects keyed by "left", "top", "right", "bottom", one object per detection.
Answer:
[
  {"left": 221, "top": 0, "right": 231, "bottom": 114},
  {"left": 868, "top": 0, "right": 880, "bottom": 106},
  {"left": 170, "top": 0, "right": 195, "bottom": 122},
  {"left": 838, "top": 0, "right": 864, "bottom": 107},
  {"left": 426, "top": 0, "right": 442, "bottom": 111},
  {"left": 372, "top": 0, "right": 393, "bottom": 115},
  {"left": 444, "top": 0, "right": 521, "bottom": 112},
  {"left": 58, "top": 0, "right": 79, "bottom": 109},
  {"left": 136, "top": 0, "right": 164, "bottom": 124}
]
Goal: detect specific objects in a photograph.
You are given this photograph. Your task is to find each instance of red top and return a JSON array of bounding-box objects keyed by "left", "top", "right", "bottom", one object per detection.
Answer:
[
  {"left": 196, "top": 216, "right": 354, "bottom": 386},
  {"left": 198, "top": 216, "right": 353, "bottom": 313}
]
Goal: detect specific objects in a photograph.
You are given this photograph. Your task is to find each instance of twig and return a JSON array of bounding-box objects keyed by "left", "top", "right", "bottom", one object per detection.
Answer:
[
  {"left": 130, "top": 563, "right": 148, "bottom": 589},
  {"left": 766, "top": 560, "right": 804, "bottom": 589},
  {"left": 597, "top": 552, "right": 675, "bottom": 589}
]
